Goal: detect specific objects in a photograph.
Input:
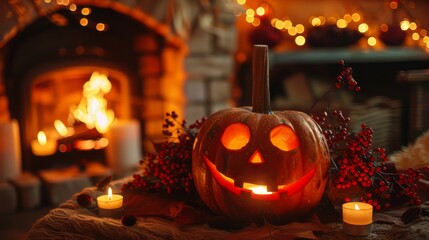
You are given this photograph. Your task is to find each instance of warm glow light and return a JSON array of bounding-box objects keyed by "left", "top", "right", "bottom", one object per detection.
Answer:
[
  {"left": 72, "top": 72, "right": 115, "bottom": 133},
  {"left": 237, "top": 0, "right": 246, "bottom": 5},
  {"left": 327, "top": 17, "right": 336, "bottom": 24},
  {"left": 246, "top": 9, "right": 254, "bottom": 17},
  {"left": 295, "top": 35, "right": 306, "bottom": 46},
  {"left": 96, "top": 23, "right": 105, "bottom": 31},
  {"left": 423, "top": 36, "right": 429, "bottom": 43},
  {"left": 44, "top": 0, "right": 51, "bottom": 3},
  {"left": 368, "top": 37, "right": 377, "bottom": 46},
  {"left": 295, "top": 24, "right": 304, "bottom": 33},
  {"left": 56, "top": 0, "right": 63, "bottom": 4},
  {"left": 97, "top": 137, "right": 109, "bottom": 148},
  {"left": 81, "top": 7, "right": 91, "bottom": 16},
  {"left": 243, "top": 183, "right": 272, "bottom": 195},
  {"left": 400, "top": 20, "right": 410, "bottom": 31},
  {"left": 390, "top": 1, "right": 398, "bottom": 9},
  {"left": 409, "top": 22, "right": 417, "bottom": 31},
  {"left": 288, "top": 27, "right": 297, "bottom": 36},
  {"left": 108, "top": 187, "right": 112, "bottom": 200},
  {"left": 249, "top": 151, "right": 264, "bottom": 164},
  {"left": 421, "top": 29, "right": 427, "bottom": 36},
  {"left": 37, "top": 131, "right": 47, "bottom": 146},
  {"left": 283, "top": 20, "right": 292, "bottom": 29},
  {"left": 204, "top": 156, "right": 317, "bottom": 201},
  {"left": 336, "top": 19, "right": 347, "bottom": 28},
  {"left": 319, "top": 16, "right": 326, "bottom": 25},
  {"left": 412, "top": 32, "right": 420, "bottom": 40},
  {"left": 74, "top": 139, "right": 96, "bottom": 150},
  {"left": 245, "top": 16, "right": 254, "bottom": 23},
  {"left": 54, "top": 120, "right": 68, "bottom": 137},
  {"left": 256, "top": 7, "right": 265, "bottom": 16},
  {"left": 251, "top": 18, "right": 260, "bottom": 26},
  {"left": 344, "top": 14, "right": 352, "bottom": 23},
  {"left": 274, "top": 20, "right": 284, "bottom": 29},
  {"left": 380, "top": 24, "right": 389, "bottom": 32},
  {"left": 69, "top": 4, "right": 77, "bottom": 11},
  {"left": 97, "top": 187, "right": 123, "bottom": 211},
  {"left": 352, "top": 13, "right": 361, "bottom": 22},
  {"left": 342, "top": 202, "right": 373, "bottom": 226},
  {"left": 63, "top": 0, "right": 69, "bottom": 5},
  {"left": 311, "top": 17, "right": 321, "bottom": 26},
  {"left": 221, "top": 123, "right": 250, "bottom": 150},
  {"left": 358, "top": 23, "right": 369, "bottom": 33},
  {"left": 270, "top": 125, "right": 299, "bottom": 150},
  {"left": 80, "top": 18, "right": 88, "bottom": 26}
]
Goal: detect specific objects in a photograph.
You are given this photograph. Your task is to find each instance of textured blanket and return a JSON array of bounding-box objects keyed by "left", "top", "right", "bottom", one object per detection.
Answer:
[{"left": 27, "top": 179, "right": 429, "bottom": 240}]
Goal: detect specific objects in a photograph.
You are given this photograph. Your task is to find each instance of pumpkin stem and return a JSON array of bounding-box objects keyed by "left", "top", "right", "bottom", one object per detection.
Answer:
[{"left": 252, "top": 45, "right": 271, "bottom": 114}]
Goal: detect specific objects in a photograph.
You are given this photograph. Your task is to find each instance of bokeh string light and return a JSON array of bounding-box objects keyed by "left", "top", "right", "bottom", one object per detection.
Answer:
[
  {"left": 43, "top": 0, "right": 109, "bottom": 32},
  {"left": 236, "top": 0, "right": 429, "bottom": 50}
]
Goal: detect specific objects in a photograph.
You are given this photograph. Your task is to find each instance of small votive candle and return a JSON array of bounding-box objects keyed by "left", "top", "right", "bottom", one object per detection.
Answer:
[
  {"left": 31, "top": 131, "right": 57, "bottom": 156},
  {"left": 97, "top": 187, "right": 124, "bottom": 218},
  {"left": 342, "top": 202, "right": 373, "bottom": 236}
]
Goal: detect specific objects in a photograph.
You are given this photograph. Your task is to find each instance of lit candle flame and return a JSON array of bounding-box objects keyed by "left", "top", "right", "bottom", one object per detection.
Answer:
[
  {"left": 54, "top": 120, "right": 68, "bottom": 137},
  {"left": 355, "top": 203, "right": 360, "bottom": 211},
  {"left": 37, "top": 131, "right": 47, "bottom": 146},
  {"left": 108, "top": 187, "right": 112, "bottom": 201},
  {"left": 249, "top": 185, "right": 270, "bottom": 194},
  {"left": 243, "top": 183, "right": 273, "bottom": 195}
]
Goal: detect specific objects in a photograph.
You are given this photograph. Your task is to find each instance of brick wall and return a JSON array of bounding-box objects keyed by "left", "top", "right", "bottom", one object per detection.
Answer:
[{"left": 184, "top": 2, "right": 237, "bottom": 123}]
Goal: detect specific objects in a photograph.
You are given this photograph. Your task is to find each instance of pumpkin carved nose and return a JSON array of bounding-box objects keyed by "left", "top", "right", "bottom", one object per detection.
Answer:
[{"left": 249, "top": 150, "right": 264, "bottom": 164}]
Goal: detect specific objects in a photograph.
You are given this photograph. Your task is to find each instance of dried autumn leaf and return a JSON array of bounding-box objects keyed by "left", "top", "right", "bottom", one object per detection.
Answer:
[{"left": 401, "top": 206, "right": 422, "bottom": 224}]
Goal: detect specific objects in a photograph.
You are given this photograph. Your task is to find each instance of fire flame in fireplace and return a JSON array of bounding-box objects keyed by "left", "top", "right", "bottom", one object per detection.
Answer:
[{"left": 71, "top": 72, "right": 115, "bottom": 133}]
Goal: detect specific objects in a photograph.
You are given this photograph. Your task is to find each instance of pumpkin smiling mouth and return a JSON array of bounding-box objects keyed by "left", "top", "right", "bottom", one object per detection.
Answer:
[{"left": 203, "top": 156, "right": 316, "bottom": 201}]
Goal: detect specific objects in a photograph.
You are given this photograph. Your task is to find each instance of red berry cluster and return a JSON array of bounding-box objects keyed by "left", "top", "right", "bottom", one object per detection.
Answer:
[
  {"left": 312, "top": 60, "right": 428, "bottom": 211},
  {"left": 335, "top": 60, "right": 360, "bottom": 92},
  {"left": 312, "top": 109, "right": 350, "bottom": 150},
  {"left": 122, "top": 111, "right": 206, "bottom": 195}
]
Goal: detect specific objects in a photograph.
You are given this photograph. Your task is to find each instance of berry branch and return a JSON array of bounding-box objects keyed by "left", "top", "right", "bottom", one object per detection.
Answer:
[
  {"left": 312, "top": 60, "right": 429, "bottom": 210},
  {"left": 122, "top": 111, "right": 206, "bottom": 195}
]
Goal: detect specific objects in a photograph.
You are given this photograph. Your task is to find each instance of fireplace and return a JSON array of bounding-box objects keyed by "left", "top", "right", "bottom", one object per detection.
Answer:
[
  {"left": 1, "top": 3, "right": 188, "bottom": 171},
  {"left": 0, "top": 1, "right": 237, "bottom": 173}
]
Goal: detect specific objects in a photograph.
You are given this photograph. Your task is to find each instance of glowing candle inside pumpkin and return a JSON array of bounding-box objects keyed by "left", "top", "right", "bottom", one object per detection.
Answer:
[{"left": 243, "top": 183, "right": 272, "bottom": 195}]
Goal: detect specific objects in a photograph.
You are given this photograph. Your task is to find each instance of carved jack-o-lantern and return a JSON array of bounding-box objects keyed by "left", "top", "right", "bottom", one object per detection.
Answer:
[{"left": 192, "top": 45, "right": 330, "bottom": 223}]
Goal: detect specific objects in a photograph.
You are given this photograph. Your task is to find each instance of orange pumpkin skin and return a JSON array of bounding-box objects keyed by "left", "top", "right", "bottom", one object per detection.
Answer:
[{"left": 192, "top": 107, "right": 330, "bottom": 223}]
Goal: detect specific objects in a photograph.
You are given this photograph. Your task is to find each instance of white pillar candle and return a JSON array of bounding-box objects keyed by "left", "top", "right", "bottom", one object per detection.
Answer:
[
  {"left": 105, "top": 119, "right": 142, "bottom": 176},
  {"left": 0, "top": 119, "right": 22, "bottom": 181}
]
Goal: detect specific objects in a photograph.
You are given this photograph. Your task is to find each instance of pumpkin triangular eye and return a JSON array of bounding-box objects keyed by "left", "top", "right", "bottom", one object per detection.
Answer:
[
  {"left": 221, "top": 123, "right": 250, "bottom": 150},
  {"left": 270, "top": 125, "right": 299, "bottom": 151}
]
